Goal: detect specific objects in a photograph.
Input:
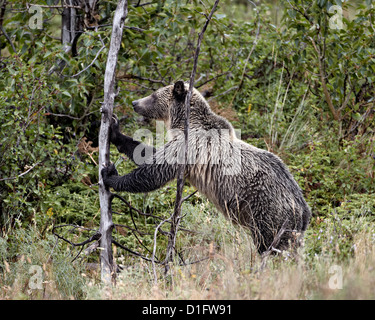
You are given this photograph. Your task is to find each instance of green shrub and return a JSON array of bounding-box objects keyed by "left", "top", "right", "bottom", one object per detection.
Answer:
[
  {"left": 0, "top": 57, "right": 81, "bottom": 230},
  {"left": 287, "top": 132, "right": 375, "bottom": 214}
]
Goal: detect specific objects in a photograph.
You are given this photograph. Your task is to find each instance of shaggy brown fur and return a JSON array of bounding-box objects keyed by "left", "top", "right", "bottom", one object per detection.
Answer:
[{"left": 102, "top": 81, "right": 311, "bottom": 254}]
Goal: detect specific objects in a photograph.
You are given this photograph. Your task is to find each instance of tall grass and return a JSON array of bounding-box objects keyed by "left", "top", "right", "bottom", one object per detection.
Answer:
[
  {"left": 1, "top": 200, "right": 374, "bottom": 300},
  {"left": 0, "top": 227, "right": 86, "bottom": 299},
  {"left": 85, "top": 203, "right": 375, "bottom": 300}
]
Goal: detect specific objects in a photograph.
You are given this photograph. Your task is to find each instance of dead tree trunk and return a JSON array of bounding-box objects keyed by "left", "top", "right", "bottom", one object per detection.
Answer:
[
  {"left": 61, "top": 1, "right": 84, "bottom": 59},
  {"left": 98, "top": 0, "right": 128, "bottom": 285},
  {"left": 48, "top": 0, "right": 83, "bottom": 74},
  {"left": 61, "top": 0, "right": 78, "bottom": 46}
]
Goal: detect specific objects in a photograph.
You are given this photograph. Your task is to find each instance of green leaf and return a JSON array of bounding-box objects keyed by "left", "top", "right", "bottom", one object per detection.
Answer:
[
  {"left": 62, "top": 91, "right": 71, "bottom": 98},
  {"left": 215, "top": 13, "right": 226, "bottom": 20}
]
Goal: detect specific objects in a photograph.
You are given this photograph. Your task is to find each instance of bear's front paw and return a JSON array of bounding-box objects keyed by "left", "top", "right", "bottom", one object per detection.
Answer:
[
  {"left": 101, "top": 163, "right": 119, "bottom": 183},
  {"left": 110, "top": 114, "right": 121, "bottom": 144}
]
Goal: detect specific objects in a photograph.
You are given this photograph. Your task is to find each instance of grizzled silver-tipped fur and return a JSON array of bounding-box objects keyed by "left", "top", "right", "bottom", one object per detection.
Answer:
[{"left": 102, "top": 81, "right": 311, "bottom": 254}]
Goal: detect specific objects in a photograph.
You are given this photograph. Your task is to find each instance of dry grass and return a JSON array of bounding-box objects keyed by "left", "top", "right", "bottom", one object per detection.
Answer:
[
  {"left": 2, "top": 205, "right": 374, "bottom": 300},
  {"left": 85, "top": 212, "right": 375, "bottom": 300}
]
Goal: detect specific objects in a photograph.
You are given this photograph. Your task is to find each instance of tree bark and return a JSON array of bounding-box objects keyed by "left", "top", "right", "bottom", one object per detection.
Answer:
[
  {"left": 48, "top": 0, "right": 84, "bottom": 75},
  {"left": 61, "top": 0, "right": 83, "bottom": 49},
  {"left": 98, "top": 0, "right": 128, "bottom": 285}
]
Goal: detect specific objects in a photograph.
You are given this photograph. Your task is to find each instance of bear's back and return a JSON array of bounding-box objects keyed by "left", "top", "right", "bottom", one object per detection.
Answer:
[{"left": 187, "top": 138, "right": 310, "bottom": 233}]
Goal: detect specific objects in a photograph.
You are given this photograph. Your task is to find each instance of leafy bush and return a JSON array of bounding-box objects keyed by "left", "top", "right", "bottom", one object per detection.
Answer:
[
  {"left": 0, "top": 57, "right": 81, "bottom": 230},
  {"left": 287, "top": 131, "right": 375, "bottom": 213}
]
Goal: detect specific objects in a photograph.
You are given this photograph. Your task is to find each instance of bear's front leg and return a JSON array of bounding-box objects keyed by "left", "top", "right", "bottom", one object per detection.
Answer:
[
  {"left": 101, "top": 159, "right": 178, "bottom": 194},
  {"left": 109, "top": 114, "right": 156, "bottom": 166}
]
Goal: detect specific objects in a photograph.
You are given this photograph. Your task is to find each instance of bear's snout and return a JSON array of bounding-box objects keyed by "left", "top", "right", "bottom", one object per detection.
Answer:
[
  {"left": 132, "top": 100, "right": 139, "bottom": 108},
  {"left": 132, "top": 100, "right": 140, "bottom": 113}
]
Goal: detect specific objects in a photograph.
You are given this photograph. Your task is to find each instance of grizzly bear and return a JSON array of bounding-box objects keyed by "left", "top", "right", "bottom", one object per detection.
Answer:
[{"left": 102, "top": 81, "right": 311, "bottom": 254}]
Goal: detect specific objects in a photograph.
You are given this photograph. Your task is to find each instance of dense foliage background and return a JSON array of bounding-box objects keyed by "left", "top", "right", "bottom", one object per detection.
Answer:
[{"left": 0, "top": 0, "right": 374, "bottom": 299}]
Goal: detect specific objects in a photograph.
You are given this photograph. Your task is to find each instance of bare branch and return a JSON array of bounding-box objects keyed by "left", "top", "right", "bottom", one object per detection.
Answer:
[
  {"left": 208, "top": 85, "right": 238, "bottom": 102},
  {"left": 26, "top": 3, "right": 82, "bottom": 10},
  {"left": 112, "top": 193, "right": 169, "bottom": 221},
  {"left": 124, "top": 26, "right": 146, "bottom": 32},
  {"left": 133, "top": 1, "right": 153, "bottom": 7},
  {"left": 181, "top": 190, "right": 198, "bottom": 202},
  {"left": 165, "top": 0, "right": 220, "bottom": 274},
  {"left": 0, "top": 162, "right": 41, "bottom": 182},
  {"left": 46, "top": 109, "right": 99, "bottom": 121},
  {"left": 195, "top": 71, "right": 230, "bottom": 88},
  {"left": 52, "top": 224, "right": 101, "bottom": 262},
  {"left": 111, "top": 238, "right": 162, "bottom": 264},
  {"left": 116, "top": 73, "right": 167, "bottom": 86},
  {"left": 286, "top": 0, "right": 314, "bottom": 26},
  {"left": 114, "top": 223, "right": 153, "bottom": 236},
  {"left": 308, "top": 36, "right": 339, "bottom": 121},
  {"left": 71, "top": 43, "right": 106, "bottom": 77},
  {"left": 0, "top": 1, "right": 16, "bottom": 54},
  {"left": 152, "top": 217, "right": 171, "bottom": 285}
]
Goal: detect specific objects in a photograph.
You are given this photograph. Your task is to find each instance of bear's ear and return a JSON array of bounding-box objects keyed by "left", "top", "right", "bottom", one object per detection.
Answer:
[{"left": 173, "top": 80, "right": 186, "bottom": 100}]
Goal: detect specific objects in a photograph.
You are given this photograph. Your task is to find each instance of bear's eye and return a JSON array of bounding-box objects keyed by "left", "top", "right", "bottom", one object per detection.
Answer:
[{"left": 150, "top": 93, "right": 158, "bottom": 105}]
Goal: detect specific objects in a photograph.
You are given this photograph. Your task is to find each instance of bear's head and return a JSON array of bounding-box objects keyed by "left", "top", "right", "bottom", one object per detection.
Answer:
[
  {"left": 132, "top": 80, "right": 236, "bottom": 141},
  {"left": 131, "top": 81, "right": 192, "bottom": 126}
]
